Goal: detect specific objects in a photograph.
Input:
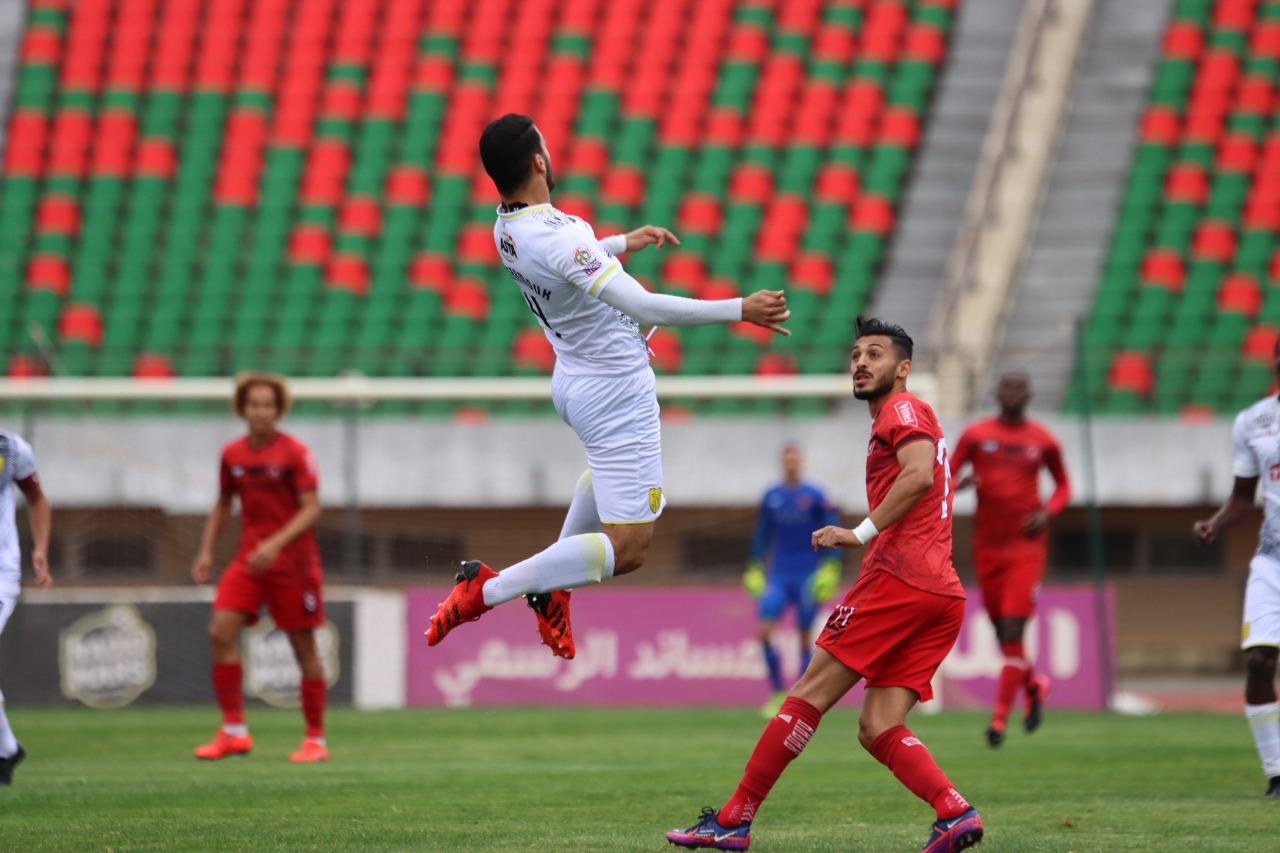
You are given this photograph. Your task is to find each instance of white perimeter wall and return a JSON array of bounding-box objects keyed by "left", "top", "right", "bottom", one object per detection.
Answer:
[{"left": 11, "top": 411, "right": 1235, "bottom": 514}]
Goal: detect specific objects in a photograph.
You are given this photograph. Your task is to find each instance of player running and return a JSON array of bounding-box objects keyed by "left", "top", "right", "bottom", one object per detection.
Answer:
[
  {"left": 0, "top": 429, "right": 52, "bottom": 786},
  {"left": 191, "top": 373, "right": 329, "bottom": 763},
  {"left": 667, "top": 318, "right": 982, "bottom": 853},
  {"left": 950, "top": 372, "right": 1070, "bottom": 747},
  {"left": 744, "top": 444, "right": 842, "bottom": 717},
  {"left": 424, "top": 114, "right": 790, "bottom": 658},
  {"left": 1194, "top": 334, "right": 1280, "bottom": 797}
]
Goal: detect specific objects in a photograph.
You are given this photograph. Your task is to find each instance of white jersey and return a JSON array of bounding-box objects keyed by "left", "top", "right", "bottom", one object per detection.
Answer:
[
  {"left": 1232, "top": 396, "right": 1280, "bottom": 560},
  {"left": 0, "top": 430, "right": 37, "bottom": 597},
  {"left": 494, "top": 202, "right": 651, "bottom": 377}
]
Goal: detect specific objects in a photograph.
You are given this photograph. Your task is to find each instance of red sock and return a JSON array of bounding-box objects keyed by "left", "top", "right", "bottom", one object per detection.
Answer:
[
  {"left": 301, "top": 677, "right": 326, "bottom": 740},
  {"left": 869, "top": 725, "right": 969, "bottom": 819},
  {"left": 992, "top": 640, "right": 1028, "bottom": 728},
  {"left": 212, "top": 663, "right": 245, "bottom": 727},
  {"left": 718, "top": 697, "right": 822, "bottom": 827}
]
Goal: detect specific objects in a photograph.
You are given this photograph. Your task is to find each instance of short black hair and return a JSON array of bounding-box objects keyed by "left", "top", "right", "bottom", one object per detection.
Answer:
[
  {"left": 479, "top": 114, "right": 542, "bottom": 196},
  {"left": 854, "top": 316, "right": 913, "bottom": 360}
]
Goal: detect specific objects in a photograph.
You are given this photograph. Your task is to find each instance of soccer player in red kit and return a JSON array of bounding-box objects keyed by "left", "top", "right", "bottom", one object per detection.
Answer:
[
  {"left": 667, "top": 318, "right": 982, "bottom": 853},
  {"left": 950, "top": 372, "right": 1070, "bottom": 747},
  {"left": 191, "top": 373, "right": 328, "bottom": 763}
]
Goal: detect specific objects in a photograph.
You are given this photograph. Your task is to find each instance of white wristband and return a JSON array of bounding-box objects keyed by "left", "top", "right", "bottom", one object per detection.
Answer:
[
  {"left": 852, "top": 518, "right": 879, "bottom": 544},
  {"left": 601, "top": 234, "right": 627, "bottom": 256}
]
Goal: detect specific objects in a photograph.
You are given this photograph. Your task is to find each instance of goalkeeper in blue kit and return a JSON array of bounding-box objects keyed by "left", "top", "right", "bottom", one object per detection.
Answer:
[{"left": 744, "top": 444, "right": 843, "bottom": 716}]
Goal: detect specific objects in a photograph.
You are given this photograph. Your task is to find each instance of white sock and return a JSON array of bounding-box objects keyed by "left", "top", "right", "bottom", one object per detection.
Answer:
[
  {"left": 559, "top": 470, "right": 601, "bottom": 539},
  {"left": 483, "top": 533, "right": 615, "bottom": 606},
  {"left": 0, "top": 688, "right": 17, "bottom": 757},
  {"left": 1246, "top": 702, "right": 1280, "bottom": 776},
  {"left": 222, "top": 724, "right": 249, "bottom": 737}
]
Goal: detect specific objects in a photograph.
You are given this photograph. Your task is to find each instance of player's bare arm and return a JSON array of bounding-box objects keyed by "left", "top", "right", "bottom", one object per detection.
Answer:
[
  {"left": 742, "top": 290, "right": 791, "bottom": 336},
  {"left": 247, "top": 490, "right": 321, "bottom": 572},
  {"left": 1193, "top": 475, "right": 1258, "bottom": 544},
  {"left": 1022, "top": 509, "right": 1050, "bottom": 535},
  {"left": 17, "top": 476, "right": 52, "bottom": 590},
  {"left": 623, "top": 225, "right": 679, "bottom": 252},
  {"left": 192, "top": 493, "right": 233, "bottom": 583},
  {"left": 812, "top": 439, "right": 935, "bottom": 550}
]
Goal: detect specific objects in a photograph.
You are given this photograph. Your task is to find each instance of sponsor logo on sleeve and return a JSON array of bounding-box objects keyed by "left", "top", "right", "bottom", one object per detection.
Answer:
[
  {"left": 894, "top": 400, "right": 918, "bottom": 427},
  {"left": 572, "top": 245, "right": 603, "bottom": 276}
]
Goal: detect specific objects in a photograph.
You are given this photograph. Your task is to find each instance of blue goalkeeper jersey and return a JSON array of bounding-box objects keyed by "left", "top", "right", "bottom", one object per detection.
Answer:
[{"left": 749, "top": 481, "right": 841, "bottom": 579}]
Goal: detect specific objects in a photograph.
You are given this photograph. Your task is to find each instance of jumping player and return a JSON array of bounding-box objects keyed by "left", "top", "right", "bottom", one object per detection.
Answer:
[
  {"left": 667, "top": 318, "right": 982, "bottom": 853},
  {"left": 744, "top": 444, "right": 842, "bottom": 717},
  {"left": 0, "top": 429, "right": 52, "bottom": 785},
  {"left": 191, "top": 373, "right": 328, "bottom": 763},
  {"left": 424, "top": 114, "right": 790, "bottom": 658},
  {"left": 1194, "top": 334, "right": 1280, "bottom": 797},
  {"left": 950, "top": 372, "right": 1070, "bottom": 747}
]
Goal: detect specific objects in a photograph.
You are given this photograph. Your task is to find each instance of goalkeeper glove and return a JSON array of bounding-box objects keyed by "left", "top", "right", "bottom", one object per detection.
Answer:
[
  {"left": 743, "top": 561, "right": 766, "bottom": 598},
  {"left": 809, "top": 558, "right": 842, "bottom": 603}
]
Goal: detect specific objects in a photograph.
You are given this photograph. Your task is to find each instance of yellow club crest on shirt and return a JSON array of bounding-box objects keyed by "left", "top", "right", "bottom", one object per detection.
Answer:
[
  {"left": 1243, "top": 621, "right": 1252, "bottom": 643},
  {"left": 649, "top": 487, "right": 663, "bottom": 514}
]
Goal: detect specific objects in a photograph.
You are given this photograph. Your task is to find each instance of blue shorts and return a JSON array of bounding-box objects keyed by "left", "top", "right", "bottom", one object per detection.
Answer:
[{"left": 759, "top": 572, "right": 818, "bottom": 630}]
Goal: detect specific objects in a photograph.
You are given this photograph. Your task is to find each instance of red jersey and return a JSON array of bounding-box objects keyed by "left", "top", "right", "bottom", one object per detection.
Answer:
[
  {"left": 219, "top": 431, "right": 320, "bottom": 573},
  {"left": 863, "top": 390, "right": 963, "bottom": 598},
  {"left": 949, "top": 416, "right": 1070, "bottom": 546}
]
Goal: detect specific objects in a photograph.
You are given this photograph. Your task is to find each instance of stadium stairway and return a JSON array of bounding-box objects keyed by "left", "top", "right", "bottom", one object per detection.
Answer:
[
  {"left": 871, "top": 0, "right": 1023, "bottom": 344},
  {"left": 992, "top": 0, "right": 1173, "bottom": 410},
  {"left": 0, "top": 0, "right": 20, "bottom": 159}
]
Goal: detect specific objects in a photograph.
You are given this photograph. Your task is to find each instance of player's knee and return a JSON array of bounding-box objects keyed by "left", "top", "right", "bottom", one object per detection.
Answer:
[
  {"left": 1246, "top": 648, "right": 1278, "bottom": 683},
  {"left": 604, "top": 526, "right": 653, "bottom": 576},
  {"left": 856, "top": 716, "right": 882, "bottom": 752}
]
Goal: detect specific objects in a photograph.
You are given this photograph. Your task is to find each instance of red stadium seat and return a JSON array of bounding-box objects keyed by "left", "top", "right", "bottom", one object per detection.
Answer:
[
  {"left": 755, "top": 351, "right": 798, "bottom": 376},
  {"left": 6, "top": 355, "right": 46, "bottom": 379},
  {"left": 338, "top": 196, "right": 382, "bottom": 237},
  {"left": 696, "top": 276, "right": 739, "bottom": 302},
  {"left": 385, "top": 165, "right": 430, "bottom": 206},
  {"left": 1216, "top": 132, "right": 1257, "bottom": 172},
  {"left": 1243, "top": 324, "right": 1280, "bottom": 362},
  {"left": 512, "top": 327, "right": 555, "bottom": 373},
  {"left": 26, "top": 254, "right": 70, "bottom": 295},
  {"left": 705, "top": 108, "right": 745, "bottom": 147},
  {"left": 1161, "top": 21, "right": 1203, "bottom": 58},
  {"left": 1235, "top": 75, "right": 1273, "bottom": 114},
  {"left": 445, "top": 277, "right": 490, "bottom": 320},
  {"left": 904, "top": 25, "right": 946, "bottom": 64},
  {"left": 134, "top": 138, "right": 176, "bottom": 178},
  {"left": 1164, "top": 163, "right": 1208, "bottom": 203},
  {"left": 1107, "top": 351, "right": 1153, "bottom": 395},
  {"left": 791, "top": 252, "right": 834, "bottom": 295},
  {"left": 728, "top": 163, "right": 774, "bottom": 204},
  {"left": 288, "top": 224, "right": 331, "bottom": 265},
  {"left": 1191, "top": 220, "right": 1236, "bottom": 262},
  {"left": 555, "top": 192, "right": 595, "bottom": 223},
  {"left": 647, "top": 328, "right": 682, "bottom": 372},
  {"left": 35, "top": 195, "right": 79, "bottom": 235},
  {"left": 456, "top": 222, "right": 497, "bottom": 266},
  {"left": 600, "top": 166, "right": 645, "bottom": 207},
  {"left": 409, "top": 252, "right": 453, "bottom": 292},
  {"left": 814, "top": 162, "right": 860, "bottom": 204},
  {"left": 1252, "top": 22, "right": 1280, "bottom": 59},
  {"left": 326, "top": 253, "right": 370, "bottom": 294},
  {"left": 58, "top": 303, "right": 103, "bottom": 346},
  {"left": 1140, "top": 248, "right": 1185, "bottom": 290},
  {"left": 677, "top": 194, "right": 724, "bottom": 235},
  {"left": 1214, "top": 0, "right": 1255, "bottom": 30},
  {"left": 879, "top": 107, "right": 921, "bottom": 147},
  {"left": 1217, "top": 273, "right": 1261, "bottom": 316},
  {"left": 132, "top": 353, "right": 176, "bottom": 379},
  {"left": 850, "top": 194, "right": 895, "bottom": 234},
  {"left": 1138, "top": 106, "right": 1181, "bottom": 145},
  {"left": 661, "top": 253, "right": 707, "bottom": 291}
]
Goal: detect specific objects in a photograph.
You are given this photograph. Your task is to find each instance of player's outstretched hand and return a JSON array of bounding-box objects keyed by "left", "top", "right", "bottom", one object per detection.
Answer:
[
  {"left": 812, "top": 525, "right": 862, "bottom": 550},
  {"left": 1192, "top": 519, "right": 1216, "bottom": 545},
  {"left": 625, "top": 225, "right": 680, "bottom": 252},
  {"left": 742, "top": 290, "right": 791, "bottom": 336},
  {"left": 191, "top": 551, "right": 213, "bottom": 584}
]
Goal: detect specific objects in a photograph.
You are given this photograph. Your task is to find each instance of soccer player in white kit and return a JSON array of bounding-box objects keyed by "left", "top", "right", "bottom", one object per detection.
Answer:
[
  {"left": 426, "top": 113, "right": 791, "bottom": 657},
  {"left": 1194, "top": 334, "right": 1280, "bottom": 797},
  {"left": 0, "top": 429, "right": 52, "bottom": 785}
]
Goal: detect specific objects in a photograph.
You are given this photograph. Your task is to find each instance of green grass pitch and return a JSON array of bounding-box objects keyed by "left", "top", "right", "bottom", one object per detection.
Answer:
[{"left": 0, "top": 705, "right": 1271, "bottom": 851}]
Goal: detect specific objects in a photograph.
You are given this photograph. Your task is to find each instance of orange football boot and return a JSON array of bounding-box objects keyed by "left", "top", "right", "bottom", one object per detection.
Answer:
[{"left": 194, "top": 730, "right": 253, "bottom": 760}]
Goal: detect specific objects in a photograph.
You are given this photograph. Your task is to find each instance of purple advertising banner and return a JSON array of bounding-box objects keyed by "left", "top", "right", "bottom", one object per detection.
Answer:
[{"left": 405, "top": 585, "right": 1115, "bottom": 710}]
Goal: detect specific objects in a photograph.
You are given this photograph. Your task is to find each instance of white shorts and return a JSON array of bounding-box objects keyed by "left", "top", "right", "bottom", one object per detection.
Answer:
[
  {"left": 0, "top": 594, "right": 16, "bottom": 636},
  {"left": 552, "top": 366, "right": 666, "bottom": 525},
  {"left": 1243, "top": 554, "right": 1280, "bottom": 649}
]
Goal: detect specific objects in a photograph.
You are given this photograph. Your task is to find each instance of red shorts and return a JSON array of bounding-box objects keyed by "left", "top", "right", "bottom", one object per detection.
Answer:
[
  {"left": 974, "top": 544, "right": 1046, "bottom": 621},
  {"left": 213, "top": 561, "right": 324, "bottom": 632},
  {"left": 816, "top": 570, "right": 965, "bottom": 703}
]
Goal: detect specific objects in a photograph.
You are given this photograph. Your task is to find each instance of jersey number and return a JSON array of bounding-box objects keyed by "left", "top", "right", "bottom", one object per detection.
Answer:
[
  {"left": 524, "top": 293, "right": 562, "bottom": 339},
  {"left": 937, "top": 438, "right": 951, "bottom": 520}
]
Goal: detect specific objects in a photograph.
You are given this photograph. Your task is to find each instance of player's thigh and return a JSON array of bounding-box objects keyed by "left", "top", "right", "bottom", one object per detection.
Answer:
[
  {"left": 213, "top": 563, "right": 267, "bottom": 627},
  {"left": 1243, "top": 554, "right": 1280, "bottom": 650},
  {"left": 0, "top": 595, "right": 17, "bottom": 637},
  {"left": 264, "top": 572, "right": 324, "bottom": 633},
  {"left": 555, "top": 370, "right": 664, "bottom": 525},
  {"left": 791, "top": 647, "right": 862, "bottom": 712}
]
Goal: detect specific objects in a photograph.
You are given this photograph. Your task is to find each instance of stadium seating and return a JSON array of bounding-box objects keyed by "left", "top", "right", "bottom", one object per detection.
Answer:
[
  {"left": 1072, "top": 0, "right": 1280, "bottom": 416},
  {"left": 0, "top": 0, "right": 956, "bottom": 416}
]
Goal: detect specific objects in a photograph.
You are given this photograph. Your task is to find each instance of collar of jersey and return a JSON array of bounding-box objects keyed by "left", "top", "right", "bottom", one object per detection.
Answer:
[{"left": 497, "top": 202, "right": 552, "bottom": 219}]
